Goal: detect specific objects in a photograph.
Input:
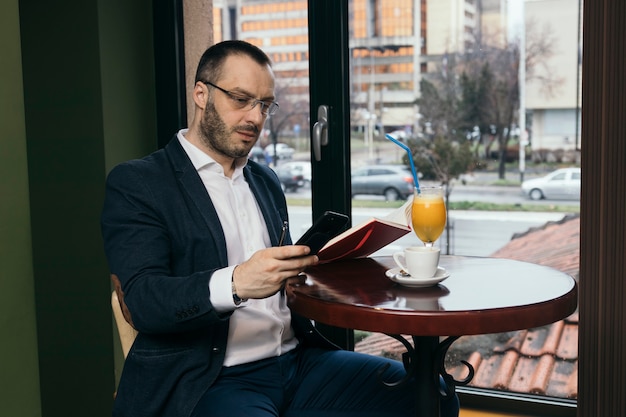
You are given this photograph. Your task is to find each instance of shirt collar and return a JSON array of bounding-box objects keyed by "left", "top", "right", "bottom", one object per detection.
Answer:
[{"left": 177, "top": 129, "right": 247, "bottom": 178}]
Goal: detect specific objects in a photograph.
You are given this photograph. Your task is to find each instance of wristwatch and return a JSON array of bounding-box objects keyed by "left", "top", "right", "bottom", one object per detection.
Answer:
[{"left": 232, "top": 279, "right": 247, "bottom": 305}]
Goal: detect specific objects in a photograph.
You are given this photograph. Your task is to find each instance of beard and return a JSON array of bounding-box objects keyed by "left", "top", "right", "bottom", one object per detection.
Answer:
[{"left": 199, "top": 101, "right": 259, "bottom": 159}]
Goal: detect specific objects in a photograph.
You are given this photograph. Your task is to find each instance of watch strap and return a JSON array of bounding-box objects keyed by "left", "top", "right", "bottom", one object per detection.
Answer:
[{"left": 232, "top": 278, "right": 247, "bottom": 305}]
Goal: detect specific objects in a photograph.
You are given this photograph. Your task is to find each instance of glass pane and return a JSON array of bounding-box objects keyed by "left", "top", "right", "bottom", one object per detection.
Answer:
[
  {"left": 213, "top": 0, "right": 314, "bottom": 237},
  {"left": 209, "top": 0, "right": 581, "bottom": 406},
  {"left": 348, "top": 0, "right": 581, "bottom": 403}
]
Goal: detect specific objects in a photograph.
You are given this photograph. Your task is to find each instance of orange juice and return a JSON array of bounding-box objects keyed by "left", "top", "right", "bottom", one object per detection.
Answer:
[{"left": 411, "top": 190, "right": 446, "bottom": 244}]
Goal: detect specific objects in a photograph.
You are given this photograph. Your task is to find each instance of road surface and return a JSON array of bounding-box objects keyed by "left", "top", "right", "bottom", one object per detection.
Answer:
[{"left": 287, "top": 206, "right": 567, "bottom": 257}]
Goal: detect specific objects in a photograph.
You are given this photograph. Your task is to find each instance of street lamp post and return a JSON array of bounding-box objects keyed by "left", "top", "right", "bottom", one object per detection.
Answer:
[{"left": 518, "top": 0, "right": 526, "bottom": 183}]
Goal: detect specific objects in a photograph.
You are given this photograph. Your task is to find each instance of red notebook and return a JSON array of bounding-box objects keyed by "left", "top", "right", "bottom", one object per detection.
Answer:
[{"left": 317, "top": 201, "right": 412, "bottom": 263}]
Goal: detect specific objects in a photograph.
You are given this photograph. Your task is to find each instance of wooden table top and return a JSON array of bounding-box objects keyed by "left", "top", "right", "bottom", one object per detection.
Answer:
[{"left": 286, "top": 256, "right": 578, "bottom": 336}]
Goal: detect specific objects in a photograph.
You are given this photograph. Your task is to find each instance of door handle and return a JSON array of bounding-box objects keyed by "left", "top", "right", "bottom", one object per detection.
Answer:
[{"left": 312, "top": 105, "right": 329, "bottom": 161}]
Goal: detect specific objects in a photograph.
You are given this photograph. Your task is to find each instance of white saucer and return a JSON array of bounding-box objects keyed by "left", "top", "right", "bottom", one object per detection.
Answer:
[{"left": 385, "top": 266, "right": 450, "bottom": 288}]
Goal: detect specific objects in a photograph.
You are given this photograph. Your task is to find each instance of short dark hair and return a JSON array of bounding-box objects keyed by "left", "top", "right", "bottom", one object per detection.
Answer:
[{"left": 194, "top": 40, "right": 272, "bottom": 84}]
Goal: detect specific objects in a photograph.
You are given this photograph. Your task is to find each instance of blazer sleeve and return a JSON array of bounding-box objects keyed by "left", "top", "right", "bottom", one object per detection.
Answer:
[{"left": 101, "top": 158, "right": 228, "bottom": 335}]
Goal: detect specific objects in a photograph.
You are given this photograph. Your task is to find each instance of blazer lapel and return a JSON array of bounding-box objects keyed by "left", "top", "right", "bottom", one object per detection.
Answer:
[
  {"left": 165, "top": 137, "right": 287, "bottom": 255},
  {"left": 164, "top": 138, "right": 228, "bottom": 264},
  {"left": 244, "top": 165, "right": 288, "bottom": 246}
]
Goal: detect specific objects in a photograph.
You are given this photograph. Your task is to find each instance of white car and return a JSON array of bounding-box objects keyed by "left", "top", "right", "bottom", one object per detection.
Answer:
[
  {"left": 264, "top": 143, "right": 295, "bottom": 160},
  {"left": 280, "top": 161, "right": 312, "bottom": 185},
  {"left": 387, "top": 130, "right": 410, "bottom": 140},
  {"left": 521, "top": 167, "right": 581, "bottom": 200}
]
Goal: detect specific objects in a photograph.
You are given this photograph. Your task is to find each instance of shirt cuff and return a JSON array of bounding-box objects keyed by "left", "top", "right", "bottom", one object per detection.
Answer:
[{"left": 209, "top": 265, "right": 242, "bottom": 312}]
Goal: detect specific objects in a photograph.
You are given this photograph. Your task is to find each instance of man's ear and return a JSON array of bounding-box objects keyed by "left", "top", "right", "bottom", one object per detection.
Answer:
[{"left": 192, "top": 81, "right": 209, "bottom": 109}]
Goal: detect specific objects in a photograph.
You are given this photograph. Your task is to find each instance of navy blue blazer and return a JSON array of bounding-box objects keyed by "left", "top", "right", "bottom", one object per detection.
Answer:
[{"left": 102, "top": 137, "right": 334, "bottom": 417}]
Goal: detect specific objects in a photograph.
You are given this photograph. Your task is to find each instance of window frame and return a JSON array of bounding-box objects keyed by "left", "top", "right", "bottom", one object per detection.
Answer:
[{"left": 307, "top": 0, "right": 355, "bottom": 350}]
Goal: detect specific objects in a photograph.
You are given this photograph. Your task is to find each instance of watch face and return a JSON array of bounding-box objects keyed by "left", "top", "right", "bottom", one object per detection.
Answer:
[
  {"left": 233, "top": 293, "right": 242, "bottom": 305},
  {"left": 231, "top": 279, "right": 247, "bottom": 305}
]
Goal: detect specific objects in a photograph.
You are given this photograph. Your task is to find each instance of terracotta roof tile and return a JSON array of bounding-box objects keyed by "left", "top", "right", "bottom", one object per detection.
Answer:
[
  {"left": 354, "top": 213, "right": 580, "bottom": 399},
  {"left": 556, "top": 321, "right": 579, "bottom": 360},
  {"left": 514, "top": 354, "right": 553, "bottom": 394},
  {"left": 492, "top": 350, "right": 519, "bottom": 390},
  {"left": 520, "top": 322, "right": 564, "bottom": 357},
  {"left": 491, "top": 214, "right": 580, "bottom": 279},
  {"left": 547, "top": 359, "right": 578, "bottom": 398},
  {"left": 493, "top": 330, "right": 526, "bottom": 353}
]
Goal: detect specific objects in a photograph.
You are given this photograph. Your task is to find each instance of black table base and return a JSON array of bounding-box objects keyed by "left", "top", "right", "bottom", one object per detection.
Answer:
[{"left": 378, "top": 335, "right": 474, "bottom": 417}]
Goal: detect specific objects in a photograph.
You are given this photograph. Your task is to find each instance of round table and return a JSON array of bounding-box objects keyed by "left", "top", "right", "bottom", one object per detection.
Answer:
[{"left": 286, "top": 255, "right": 578, "bottom": 417}]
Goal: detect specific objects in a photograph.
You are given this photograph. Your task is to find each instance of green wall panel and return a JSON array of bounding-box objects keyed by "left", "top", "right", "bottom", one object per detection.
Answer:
[
  {"left": 19, "top": 0, "right": 114, "bottom": 414},
  {"left": 0, "top": 0, "right": 42, "bottom": 416},
  {"left": 13, "top": 0, "right": 157, "bottom": 414}
]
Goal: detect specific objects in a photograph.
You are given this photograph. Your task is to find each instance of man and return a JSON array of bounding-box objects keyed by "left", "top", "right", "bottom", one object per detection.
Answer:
[{"left": 102, "top": 40, "right": 459, "bottom": 417}]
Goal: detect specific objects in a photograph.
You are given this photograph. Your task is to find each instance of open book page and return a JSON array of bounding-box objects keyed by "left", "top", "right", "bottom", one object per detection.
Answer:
[
  {"left": 378, "top": 198, "right": 413, "bottom": 225},
  {"left": 317, "top": 197, "right": 413, "bottom": 263}
]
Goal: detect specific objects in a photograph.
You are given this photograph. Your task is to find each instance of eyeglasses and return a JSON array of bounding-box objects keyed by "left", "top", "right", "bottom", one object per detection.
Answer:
[{"left": 202, "top": 81, "right": 279, "bottom": 116}]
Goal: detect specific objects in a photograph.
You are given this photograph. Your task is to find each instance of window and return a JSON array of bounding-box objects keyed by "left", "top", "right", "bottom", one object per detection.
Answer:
[
  {"left": 185, "top": 0, "right": 626, "bottom": 415},
  {"left": 209, "top": 3, "right": 582, "bottom": 413},
  {"left": 346, "top": 0, "right": 581, "bottom": 414}
]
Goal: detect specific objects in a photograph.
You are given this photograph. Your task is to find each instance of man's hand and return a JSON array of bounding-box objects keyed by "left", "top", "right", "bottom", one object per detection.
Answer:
[{"left": 232, "top": 245, "right": 318, "bottom": 299}]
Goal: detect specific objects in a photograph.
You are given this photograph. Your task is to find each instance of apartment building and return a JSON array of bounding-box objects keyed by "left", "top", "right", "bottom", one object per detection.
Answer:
[{"left": 524, "top": 0, "right": 582, "bottom": 151}]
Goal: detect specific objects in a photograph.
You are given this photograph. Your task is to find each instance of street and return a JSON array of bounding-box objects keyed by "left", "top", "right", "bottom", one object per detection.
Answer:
[{"left": 288, "top": 180, "right": 579, "bottom": 207}]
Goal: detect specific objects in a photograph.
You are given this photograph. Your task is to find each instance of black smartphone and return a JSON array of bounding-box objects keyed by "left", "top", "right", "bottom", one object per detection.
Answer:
[{"left": 295, "top": 211, "right": 350, "bottom": 255}]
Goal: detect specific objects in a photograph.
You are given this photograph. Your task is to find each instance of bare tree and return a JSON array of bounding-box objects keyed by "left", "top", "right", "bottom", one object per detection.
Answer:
[
  {"left": 264, "top": 77, "right": 310, "bottom": 165},
  {"left": 417, "top": 53, "right": 464, "bottom": 141},
  {"left": 467, "top": 24, "right": 564, "bottom": 178},
  {"left": 471, "top": 42, "right": 520, "bottom": 179},
  {"left": 417, "top": 24, "right": 563, "bottom": 179},
  {"left": 523, "top": 20, "right": 566, "bottom": 97}
]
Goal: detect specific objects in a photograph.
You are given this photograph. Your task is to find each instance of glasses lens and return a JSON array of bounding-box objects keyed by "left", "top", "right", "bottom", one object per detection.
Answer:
[
  {"left": 253, "top": 100, "right": 279, "bottom": 116},
  {"left": 229, "top": 95, "right": 252, "bottom": 110},
  {"left": 266, "top": 102, "right": 279, "bottom": 116}
]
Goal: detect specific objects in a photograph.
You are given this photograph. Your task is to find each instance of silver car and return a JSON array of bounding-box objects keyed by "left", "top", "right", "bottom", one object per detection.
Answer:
[
  {"left": 521, "top": 167, "right": 581, "bottom": 200},
  {"left": 351, "top": 165, "right": 415, "bottom": 201},
  {"left": 280, "top": 161, "right": 311, "bottom": 186},
  {"left": 264, "top": 143, "right": 295, "bottom": 160}
]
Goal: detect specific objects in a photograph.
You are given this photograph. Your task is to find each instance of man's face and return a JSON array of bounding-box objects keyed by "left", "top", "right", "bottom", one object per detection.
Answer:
[{"left": 198, "top": 55, "right": 275, "bottom": 160}]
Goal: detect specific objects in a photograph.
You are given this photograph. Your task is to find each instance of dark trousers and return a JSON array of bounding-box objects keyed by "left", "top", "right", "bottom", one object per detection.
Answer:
[{"left": 192, "top": 347, "right": 459, "bottom": 417}]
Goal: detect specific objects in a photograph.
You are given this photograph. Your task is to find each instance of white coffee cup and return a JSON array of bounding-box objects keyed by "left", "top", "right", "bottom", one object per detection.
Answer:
[{"left": 392, "top": 246, "right": 440, "bottom": 279}]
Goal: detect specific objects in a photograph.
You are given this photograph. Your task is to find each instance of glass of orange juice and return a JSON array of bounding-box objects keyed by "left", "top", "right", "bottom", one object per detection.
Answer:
[{"left": 411, "top": 186, "right": 446, "bottom": 246}]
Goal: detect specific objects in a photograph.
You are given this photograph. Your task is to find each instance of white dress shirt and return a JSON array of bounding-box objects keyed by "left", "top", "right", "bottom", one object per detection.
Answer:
[{"left": 177, "top": 130, "right": 298, "bottom": 366}]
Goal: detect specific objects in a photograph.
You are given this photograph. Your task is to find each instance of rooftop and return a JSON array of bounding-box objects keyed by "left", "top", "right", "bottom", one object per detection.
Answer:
[{"left": 354, "top": 213, "right": 580, "bottom": 399}]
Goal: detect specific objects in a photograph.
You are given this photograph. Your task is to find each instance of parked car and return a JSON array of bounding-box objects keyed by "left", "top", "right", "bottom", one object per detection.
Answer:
[
  {"left": 351, "top": 165, "right": 415, "bottom": 201},
  {"left": 274, "top": 164, "right": 304, "bottom": 192},
  {"left": 387, "top": 129, "right": 410, "bottom": 140},
  {"left": 521, "top": 167, "right": 581, "bottom": 200},
  {"left": 280, "top": 161, "right": 311, "bottom": 186},
  {"left": 248, "top": 146, "right": 268, "bottom": 164},
  {"left": 264, "top": 143, "right": 295, "bottom": 160}
]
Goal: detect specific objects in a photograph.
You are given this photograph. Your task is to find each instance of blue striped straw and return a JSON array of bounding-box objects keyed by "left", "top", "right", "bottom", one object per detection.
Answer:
[{"left": 385, "top": 134, "right": 420, "bottom": 193}]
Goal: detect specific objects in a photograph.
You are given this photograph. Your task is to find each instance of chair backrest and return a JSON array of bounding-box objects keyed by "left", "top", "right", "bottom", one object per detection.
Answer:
[{"left": 111, "top": 291, "right": 137, "bottom": 358}]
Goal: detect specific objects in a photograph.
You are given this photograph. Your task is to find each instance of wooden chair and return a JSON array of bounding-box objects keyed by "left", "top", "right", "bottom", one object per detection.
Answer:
[
  {"left": 111, "top": 274, "right": 137, "bottom": 358},
  {"left": 111, "top": 291, "right": 137, "bottom": 358}
]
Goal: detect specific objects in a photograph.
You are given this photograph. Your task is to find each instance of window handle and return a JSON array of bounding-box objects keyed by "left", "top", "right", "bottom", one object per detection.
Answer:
[{"left": 312, "top": 105, "right": 329, "bottom": 161}]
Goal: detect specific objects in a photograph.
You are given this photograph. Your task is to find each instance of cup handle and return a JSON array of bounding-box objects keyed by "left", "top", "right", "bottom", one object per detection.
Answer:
[{"left": 392, "top": 252, "right": 408, "bottom": 273}]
